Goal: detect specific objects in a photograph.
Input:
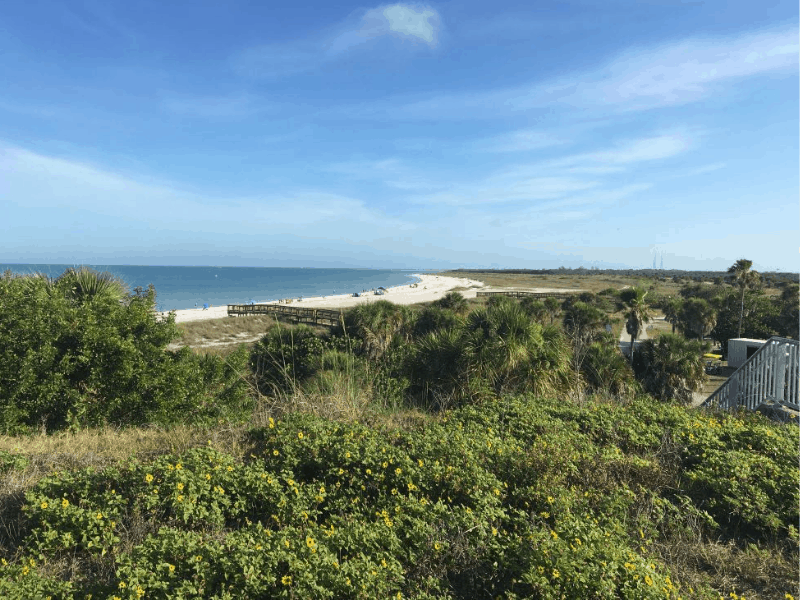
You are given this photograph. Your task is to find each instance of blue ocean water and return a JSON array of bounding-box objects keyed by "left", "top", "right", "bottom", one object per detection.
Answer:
[{"left": 0, "top": 265, "right": 427, "bottom": 311}]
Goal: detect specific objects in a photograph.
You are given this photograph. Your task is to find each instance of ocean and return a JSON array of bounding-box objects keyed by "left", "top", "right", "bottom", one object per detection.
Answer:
[{"left": 0, "top": 265, "right": 428, "bottom": 311}]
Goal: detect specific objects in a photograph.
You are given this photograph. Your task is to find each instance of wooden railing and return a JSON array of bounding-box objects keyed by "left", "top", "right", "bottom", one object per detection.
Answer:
[
  {"left": 702, "top": 337, "right": 799, "bottom": 412},
  {"left": 476, "top": 290, "right": 580, "bottom": 299},
  {"left": 227, "top": 304, "right": 343, "bottom": 326}
]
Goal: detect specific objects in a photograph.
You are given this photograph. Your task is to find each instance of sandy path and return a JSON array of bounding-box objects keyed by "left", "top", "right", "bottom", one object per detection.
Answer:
[{"left": 164, "top": 274, "right": 485, "bottom": 324}]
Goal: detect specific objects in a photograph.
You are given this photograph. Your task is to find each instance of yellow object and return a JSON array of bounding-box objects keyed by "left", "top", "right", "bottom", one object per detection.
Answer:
[{"left": 703, "top": 353, "right": 722, "bottom": 359}]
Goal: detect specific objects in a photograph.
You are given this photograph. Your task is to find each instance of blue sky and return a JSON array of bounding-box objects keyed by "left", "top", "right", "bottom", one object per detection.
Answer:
[{"left": 1, "top": 0, "right": 797, "bottom": 271}]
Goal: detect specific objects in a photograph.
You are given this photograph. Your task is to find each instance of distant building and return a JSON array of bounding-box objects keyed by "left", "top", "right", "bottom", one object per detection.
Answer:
[{"left": 727, "top": 338, "right": 767, "bottom": 368}]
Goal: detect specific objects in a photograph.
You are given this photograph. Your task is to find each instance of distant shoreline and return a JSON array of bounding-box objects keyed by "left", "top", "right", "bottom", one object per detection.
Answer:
[{"left": 164, "top": 274, "right": 485, "bottom": 323}]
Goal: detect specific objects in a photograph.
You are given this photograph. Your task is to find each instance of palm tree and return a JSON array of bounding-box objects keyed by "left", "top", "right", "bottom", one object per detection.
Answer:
[
  {"left": 624, "top": 286, "right": 651, "bottom": 364},
  {"left": 681, "top": 298, "right": 717, "bottom": 342},
  {"left": 662, "top": 297, "right": 683, "bottom": 334},
  {"left": 727, "top": 259, "right": 759, "bottom": 338},
  {"left": 636, "top": 334, "right": 708, "bottom": 403}
]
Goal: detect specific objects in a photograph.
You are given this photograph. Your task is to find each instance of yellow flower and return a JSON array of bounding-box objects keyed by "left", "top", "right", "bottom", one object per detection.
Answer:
[
  {"left": 366, "top": 469, "right": 372, "bottom": 475},
  {"left": 40, "top": 501, "right": 48, "bottom": 509},
  {"left": 282, "top": 575, "right": 292, "bottom": 585},
  {"left": 434, "top": 542, "right": 441, "bottom": 550},
  {"left": 547, "top": 496, "right": 554, "bottom": 503},
  {"left": 96, "top": 512, "right": 103, "bottom": 520},
  {"left": 284, "top": 540, "right": 290, "bottom": 548},
  {"left": 177, "top": 495, "right": 184, "bottom": 502},
  {"left": 645, "top": 575, "right": 653, "bottom": 586},
  {"left": 227, "top": 466, "right": 234, "bottom": 472},
  {"left": 268, "top": 417, "right": 275, "bottom": 428},
  {"left": 61, "top": 499, "right": 69, "bottom": 508},
  {"left": 145, "top": 474, "right": 154, "bottom": 483},
  {"left": 206, "top": 473, "right": 211, "bottom": 480},
  {"left": 492, "top": 527, "right": 498, "bottom": 536},
  {"left": 306, "top": 536, "right": 316, "bottom": 548},
  {"left": 119, "top": 582, "right": 127, "bottom": 589},
  {"left": 273, "top": 450, "right": 279, "bottom": 456},
  {"left": 345, "top": 452, "right": 351, "bottom": 458},
  {"left": 175, "top": 463, "right": 182, "bottom": 470},
  {"left": 136, "top": 586, "right": 145, "bottom": 598},
  {"left": 552, "top": 569, "right": 560, "bottom": 578},
  {"left": 176, "top": 483, "right": 184, "bottom": 491},
  {"left": 168, "top": 563, "right": 175, "bottom": 573},
  {"left": 418, "top": 459, "right": 424, "bottom": 467}
]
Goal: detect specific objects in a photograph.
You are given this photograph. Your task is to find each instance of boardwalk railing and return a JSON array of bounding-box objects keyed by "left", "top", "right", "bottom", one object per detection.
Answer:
[
  {"left": 227, "top": 304, "right": 343, "bottom": 326},
  {"left": 476, "top": 290, "right": 580, "bottom": 299},
  {"left": 702, "top": 337, "right": 799, "bottom": 412}
]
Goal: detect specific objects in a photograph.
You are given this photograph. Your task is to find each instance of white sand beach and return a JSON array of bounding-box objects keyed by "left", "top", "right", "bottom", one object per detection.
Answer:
[{"left": 165, "top": 274, "right": 486, "bottom": 324}]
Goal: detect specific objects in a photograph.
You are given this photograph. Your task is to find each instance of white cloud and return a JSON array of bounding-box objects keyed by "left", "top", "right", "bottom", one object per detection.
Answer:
[
  {"left": 235, "top": 4, "right": 440, "bottom": 77},
  {"left": 361, "top": 4, "right": 439, "bottom": 45}
]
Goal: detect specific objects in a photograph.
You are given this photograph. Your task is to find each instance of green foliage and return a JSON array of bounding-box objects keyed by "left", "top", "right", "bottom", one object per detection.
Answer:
[
  {"left": 8, "top": 395, "right": 796, "bottom": 598},
  {"left": 411, "top": 306, "right": 462, "bottom": 339},
  {"left": 431, "top": 291, "right": 469, "bottom": 315},
  {"left": 0, "top": 270, "right": 249, "bottom": 433},
  {"left": 679, "top": 297, "right": 717, "bottom": 341},
  {"left": 633, "top": 334, "right": 709, "bottom": 403},
  {"left": 249, "top": 324, "right": 325, "bottom": 395},
  {"left": 581, "top": 338, "right": 637, "bottom": 397}
]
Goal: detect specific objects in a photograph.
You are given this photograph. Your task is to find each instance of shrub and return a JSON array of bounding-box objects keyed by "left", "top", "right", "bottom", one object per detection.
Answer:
[{"left": 0, "top": 270, "right": 249, "bottom": 433}]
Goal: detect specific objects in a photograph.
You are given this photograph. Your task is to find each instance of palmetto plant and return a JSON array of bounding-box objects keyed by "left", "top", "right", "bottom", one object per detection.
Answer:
[
  {"left": 340, "top": 300, "right": 411, "bottom": 361},
  {"left": 727, "top": 258, "right": 759, "bottom": 338},
  {"left": 55, "top": 267, "right": 129, "bottom": 305}
]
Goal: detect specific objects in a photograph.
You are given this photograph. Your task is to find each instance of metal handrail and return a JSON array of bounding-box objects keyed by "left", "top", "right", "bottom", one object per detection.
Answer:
[{"left": 702, "top": 337, "right": 799, "bottom": 412}]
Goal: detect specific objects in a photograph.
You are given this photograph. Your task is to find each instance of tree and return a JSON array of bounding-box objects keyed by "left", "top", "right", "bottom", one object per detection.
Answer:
[
  {"left": 662, "top": 297, "right": 684, "bottom": 334},
  {"left": 680, "top": 298, "right": 717, "bottom": 341},
  {"left": 562, "top": 301, "right": 605, "bottom": 374},
  {"left": 633, "top": 334, "right": 708, "bottom": 403},
  {"left": 624, "top": 287, "right": 651, "bottom": 364},
  {"left": 727, "top": 259, "right": 760, "bottom": 338}
]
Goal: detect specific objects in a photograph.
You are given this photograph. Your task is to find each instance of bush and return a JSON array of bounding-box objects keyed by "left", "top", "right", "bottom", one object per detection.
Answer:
[{"left": 0, "top": 270, "right": 250, "bottom": 433}]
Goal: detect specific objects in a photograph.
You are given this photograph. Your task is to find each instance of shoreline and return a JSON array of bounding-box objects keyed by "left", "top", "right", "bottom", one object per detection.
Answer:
[{"left": 165, "top": 274, "right": 485, "bottom": 324}]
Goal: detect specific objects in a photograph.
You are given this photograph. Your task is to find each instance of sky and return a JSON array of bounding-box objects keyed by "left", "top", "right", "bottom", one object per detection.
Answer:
[{"left": 1, "top": 0, "right": 797, "bottom": 271}]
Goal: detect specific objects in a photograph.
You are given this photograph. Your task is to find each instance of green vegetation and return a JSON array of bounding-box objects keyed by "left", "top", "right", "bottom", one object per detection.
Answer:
[
  {"left": 0, "top": 269, "right": 251, "bottom": 433},
  {"left": 0, "top": 265, "right": 797, "bottom": 599}
]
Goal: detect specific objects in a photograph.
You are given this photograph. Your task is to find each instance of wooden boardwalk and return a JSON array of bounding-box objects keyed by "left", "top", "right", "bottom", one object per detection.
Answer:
[
  {"left": 227, "top": 304, "right": 343, "bottom": 326},
  {"left": 476, "top": 290, "right": 581, "bottom": 299}
]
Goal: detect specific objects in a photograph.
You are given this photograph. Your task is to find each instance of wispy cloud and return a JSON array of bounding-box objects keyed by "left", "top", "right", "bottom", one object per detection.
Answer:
[
  {"left": 0, "top": 144, "right": 416, "bottom": 238},
  {"left": 341, "top": 26, "right": 797, "bottom": 120},
  {"left": 235, "top": 3, "right": 441, "bottom": 77}
]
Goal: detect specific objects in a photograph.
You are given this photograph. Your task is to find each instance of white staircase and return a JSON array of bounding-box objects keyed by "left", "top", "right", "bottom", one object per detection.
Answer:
[{"left": 702, "top": 337, "right": 799, "bottom": 412}]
